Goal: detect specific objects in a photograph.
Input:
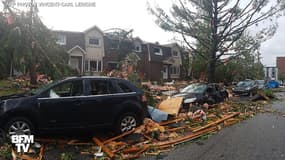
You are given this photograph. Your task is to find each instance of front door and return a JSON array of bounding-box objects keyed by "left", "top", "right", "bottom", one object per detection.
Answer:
[
  {"left": 37, "top": 80, "right": 83, "bottom": 129},
  {"left": 163, "top": 65, "right": 168, "bottom": 79},
  {"left": 70, "top": 56, "right": 82, "bottom": 73}
]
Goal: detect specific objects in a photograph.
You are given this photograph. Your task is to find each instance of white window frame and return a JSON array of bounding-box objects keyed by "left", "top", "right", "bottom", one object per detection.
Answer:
[
  {"left": 171, "top": 65, "right": 180, "bottom": 75},
  {"left": 56, "top": 34, "right": 66, "bottom": 45},
  {"left": 88, "top": 37, "right": 100, "bottom": 47},
  {"left": 154, "top": 47, "right": 163, "bottom": 56},
  {"left": 85, "top": 59, "right": 103, "bottom": 72}
]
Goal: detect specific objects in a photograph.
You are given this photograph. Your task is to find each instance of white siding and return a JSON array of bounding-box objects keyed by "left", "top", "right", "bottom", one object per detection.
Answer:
[{"left": 264, "top": 67, "right": 278, "bottom": 80}]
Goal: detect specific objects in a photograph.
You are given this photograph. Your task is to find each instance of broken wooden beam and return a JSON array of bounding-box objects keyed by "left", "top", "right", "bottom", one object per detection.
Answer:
[
  {"left": 38, "top": 145, "right": 45, "bottom": 160},
  {"left": 122, "top": 146, "right": 142, "bottom": 154},
  {"left": 103, "top": 129, "right": 136, "bottom": 144},
  {"left": 167, "top": 126, "right": 188, "bottom": 132},
  {"left": 121, "top": 145, "right": 149, "bottom": 159},
  {"left": 159, "top": 117, "right": 184, "bottom": 126},
  {"left": 192, "top": 112, "right": 240, "bottom": 133},
  {"left": 154, "top": 126, "right": 217, "bottom": 147},
  {"left": 92, "top": 137, "right": 114, "bottom": 158},
  {"left": 67, "top": 140, "right": 93, "bottom": 145}
]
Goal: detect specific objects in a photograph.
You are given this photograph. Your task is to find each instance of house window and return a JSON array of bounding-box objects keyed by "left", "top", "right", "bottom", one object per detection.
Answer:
[
  {"left": 90, "top": 61, "right": 98, "bottom": 71},
  {"left": 85, "top": 60, "right": 89, "bottom": 71},
  {"left": 85, "top": 60, "right": 102, "bottom": 72},
  {"left": 172, "top": 50, "right": 179, "bottom": 57},
  {"left": 89, "top": 37, "right": 100, "bottom": 46},
  {"left": 272, "top": 68, "right": 276, "bottom": 77},
  {"left": 110, "top": 39, "right": 119, "bottom": 49},
  {"left": 171, "top": 65, "right": 180, "bottom": 75},
  {"left": 154, "top": 47, "right": 162, "bottom": 56},
  {"left": 134, "top": 43, "right": 142, "bottom": 52},
  {"left": 56, "top": 34, "right": 66, "bottom": 45},
  {"left": 98, "top": 61, "right": 102, "bottom": 71}
]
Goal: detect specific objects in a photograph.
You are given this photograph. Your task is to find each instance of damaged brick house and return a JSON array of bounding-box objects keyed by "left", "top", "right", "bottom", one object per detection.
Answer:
[
  {"left": 132, "top": 41, "right": 183, "bottom": 81},
  {"left": 53, "top": 25, "right": 105, "bottom": 75},
  {"left": 103, "top": 29, "right": 135, "bottom": 71},
  {"left": 53, "top": 26, "right": 184, "bottom": 80},
  {"left": 103, "top": 36, "right": 183, "bottom": 81}
]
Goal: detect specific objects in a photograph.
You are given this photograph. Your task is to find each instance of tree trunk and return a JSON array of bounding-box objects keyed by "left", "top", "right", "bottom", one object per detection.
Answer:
[
  {"left": 29, "top": 63, "right": 37, "bottom": 85},
  {"left": 9, "top": 59, "right": 13, "bottom": 78},
  {"left": 208, "top": 58, "right": 216, "bottom": 83},
  {"left": 29, "top": 44, "right": 37, "bottom": 85},
  {"left": 208, "top": 0, "right": 218, "bottom": 83}
]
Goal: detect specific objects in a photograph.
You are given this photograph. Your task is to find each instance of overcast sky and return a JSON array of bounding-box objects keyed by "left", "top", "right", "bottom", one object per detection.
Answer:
[{"left": 1, "top": 0, "right": 285, "bottom": 66}]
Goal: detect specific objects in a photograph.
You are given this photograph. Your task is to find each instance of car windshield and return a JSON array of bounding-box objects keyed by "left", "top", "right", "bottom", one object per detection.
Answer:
[
  {"left": 237, "top": 81, "right": 254, "bottom": 87},
  {"left": 180, "top": 84, "right": 207, "bottom": 93},
  {"left": 30, "top": 81, "right": 57, "bottom": 95}
]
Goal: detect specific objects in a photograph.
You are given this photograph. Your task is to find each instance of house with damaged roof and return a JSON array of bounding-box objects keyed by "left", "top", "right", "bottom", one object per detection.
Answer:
[{"left": 53, "top": 26, "right": 187, "bottom": 80}]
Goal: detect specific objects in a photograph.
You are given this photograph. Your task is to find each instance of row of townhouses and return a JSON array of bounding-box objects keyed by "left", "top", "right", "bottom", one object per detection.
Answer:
[{"left": 54, "top": 25, "right": 186, "bottom": 81}]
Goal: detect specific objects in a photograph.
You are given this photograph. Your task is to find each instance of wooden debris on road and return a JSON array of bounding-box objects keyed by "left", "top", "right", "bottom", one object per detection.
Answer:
[
  {"left": 92, "top": 137, "right": 115, "bottom": 158},
  {"left": 158, "top": 97, "right": 183, "bottom": 116}
]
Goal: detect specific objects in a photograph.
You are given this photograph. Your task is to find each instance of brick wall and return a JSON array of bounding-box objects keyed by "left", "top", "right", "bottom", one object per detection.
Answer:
[{"left": 277, "top": 57, "right": 285, "bottom": 79}]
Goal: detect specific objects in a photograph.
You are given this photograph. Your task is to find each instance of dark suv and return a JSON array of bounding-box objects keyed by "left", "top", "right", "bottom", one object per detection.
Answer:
[{"left": 0, "top": 76, "right": 147, "bottom": 137}]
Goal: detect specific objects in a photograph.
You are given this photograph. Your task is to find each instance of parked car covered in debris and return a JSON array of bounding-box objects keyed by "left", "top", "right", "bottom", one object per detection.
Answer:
[
  {"left": 0, "top": 76, "right": 148, "bottom": 137},
  {"left": 172, "top": 83, "right": 228, "bottom": 108},
  {"left": 232, "top": 79, "right": 258, "bottom": 96}
]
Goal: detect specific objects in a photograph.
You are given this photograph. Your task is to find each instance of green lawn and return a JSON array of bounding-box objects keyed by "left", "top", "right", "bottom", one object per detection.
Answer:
[
  {"left": 0, "top": 80, "right": 26, "bottom": 96},
  {"left": 0, "top": 80, "right": 9, "bottom": 88}
]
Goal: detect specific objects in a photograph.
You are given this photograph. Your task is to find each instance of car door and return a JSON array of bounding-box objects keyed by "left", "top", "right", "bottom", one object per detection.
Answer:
[
  {"left": 37, "top": 80, "right": 84, "bottom": 129},
  {"left": 80, "top": 79, "right": 136, "bottom": 128},
  {"left": 79, "top": 79, "right": 113, "bottom": 127}
]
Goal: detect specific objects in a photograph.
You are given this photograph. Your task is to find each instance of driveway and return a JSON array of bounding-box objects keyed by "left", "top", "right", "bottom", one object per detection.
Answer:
[{"left": 140, "top": 93, "right": 285, "bottom": 160}]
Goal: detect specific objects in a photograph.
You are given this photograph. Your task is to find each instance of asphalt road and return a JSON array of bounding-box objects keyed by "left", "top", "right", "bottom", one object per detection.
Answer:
[{"left": 140, "top": 93, "right": 285, "bottom": 160}]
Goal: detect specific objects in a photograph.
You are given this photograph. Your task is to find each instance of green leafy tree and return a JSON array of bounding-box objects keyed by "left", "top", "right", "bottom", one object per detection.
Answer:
[{"left": 1, "top": 0, "right": 73, "bottom": 83}]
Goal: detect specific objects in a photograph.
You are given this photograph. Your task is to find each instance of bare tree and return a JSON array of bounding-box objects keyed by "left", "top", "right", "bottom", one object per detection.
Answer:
[{"left": 149, "top": 0, "right": 285, "bottom": 82}]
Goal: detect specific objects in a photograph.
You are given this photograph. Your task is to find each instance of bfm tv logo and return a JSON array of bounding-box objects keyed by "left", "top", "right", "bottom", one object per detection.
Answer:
[{"left": 11, "top": 135, "right": 34, "bottom": 153}]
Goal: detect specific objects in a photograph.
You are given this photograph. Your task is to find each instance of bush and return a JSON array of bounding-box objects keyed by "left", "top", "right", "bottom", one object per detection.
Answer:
[{"left": 263, "top": 89, "right": 275, "bottom": 99}]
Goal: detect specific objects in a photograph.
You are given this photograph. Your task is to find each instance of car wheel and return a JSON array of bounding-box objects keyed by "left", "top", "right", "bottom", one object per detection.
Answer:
[
  {"left": 5, "top": 117, "right": 34, "bottom": 137},
  {"left": 116, "top": 113, "right": 139, "bottom": 133}
]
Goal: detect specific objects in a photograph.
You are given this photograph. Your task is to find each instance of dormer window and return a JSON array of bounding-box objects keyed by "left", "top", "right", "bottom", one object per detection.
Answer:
[
  {"left": 89, "top": 37, "right": 100, "bottom": 46},
  {"left": 56, "top": 34, "right": 66, "bottom": 45},
  {"left": 154, "top": 47, "right": 162, "bottom": 56}
]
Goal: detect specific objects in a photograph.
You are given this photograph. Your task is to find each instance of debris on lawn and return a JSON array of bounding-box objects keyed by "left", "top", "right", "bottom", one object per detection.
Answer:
[
  {"left": 8, "top": 111, "right": 242, "bottom": 159},
  {"left": 147, "top": 106, "right": 168, "bottom": 122},
  {"left": 3, "top": 81, "right": 278, "bottom": 160}
]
